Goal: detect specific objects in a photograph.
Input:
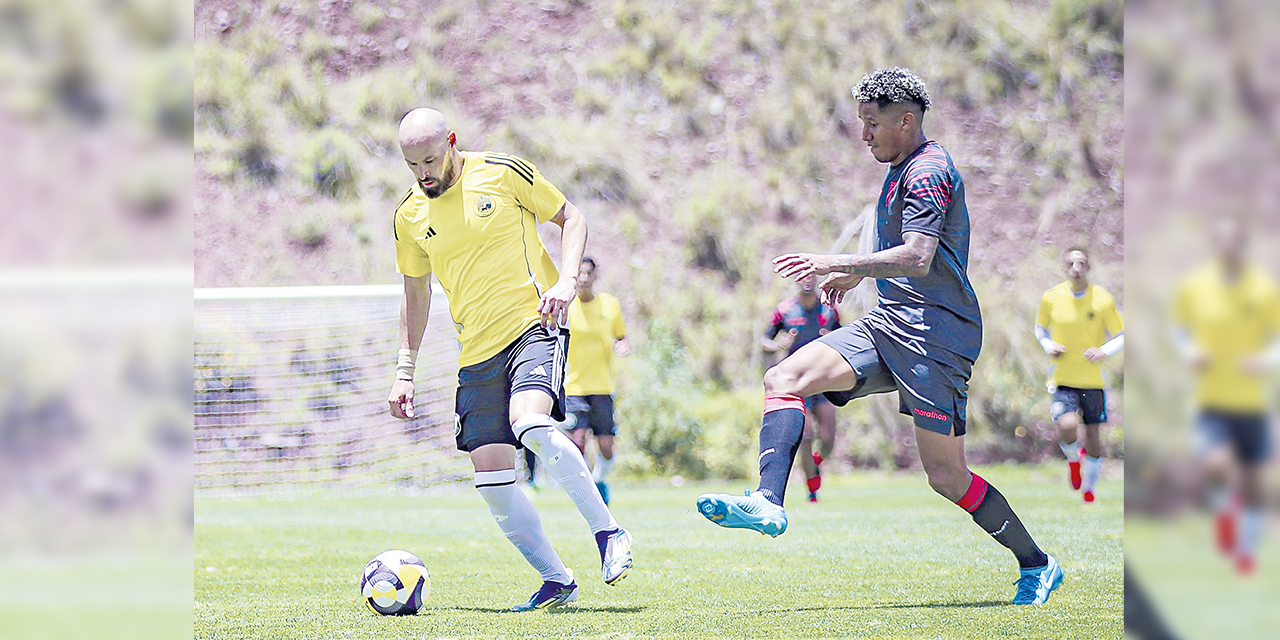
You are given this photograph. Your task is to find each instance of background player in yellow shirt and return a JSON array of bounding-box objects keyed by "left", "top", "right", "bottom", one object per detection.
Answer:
[
  {"left": 564, "top": 257, "right": 629, "bottom": 505},
  {"left": 385, "top": 108, "right": 632, "bottom": 610},
  {"left": 1035, "top": 248, "right": 1124, "bottom": 502},
  {"left": 1172, "top": 217, "right": 1280, "bottom": 575}
]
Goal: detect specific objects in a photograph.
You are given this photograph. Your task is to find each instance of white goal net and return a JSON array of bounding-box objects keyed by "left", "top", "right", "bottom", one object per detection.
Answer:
[{"left": 194, "top": 284, "right": 470, "bottom": 498}]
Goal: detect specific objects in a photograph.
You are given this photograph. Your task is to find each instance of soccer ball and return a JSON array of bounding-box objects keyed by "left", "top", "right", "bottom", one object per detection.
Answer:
[{"left": 360, "top": 550, "right": 430, "bottom": 615}]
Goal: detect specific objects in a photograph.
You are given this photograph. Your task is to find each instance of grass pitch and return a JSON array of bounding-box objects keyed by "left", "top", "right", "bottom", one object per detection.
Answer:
[
  {"left": 195, "top": 463, "right": 1122, "bottom": 639},
  {"left": 1126, "top": 515, "right": 1280, "bottom": 640}
]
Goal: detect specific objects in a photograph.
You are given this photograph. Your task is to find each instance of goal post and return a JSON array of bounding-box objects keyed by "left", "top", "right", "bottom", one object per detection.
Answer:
[{"left": 194, "top": 283, "right": 471, "bottom": 498}]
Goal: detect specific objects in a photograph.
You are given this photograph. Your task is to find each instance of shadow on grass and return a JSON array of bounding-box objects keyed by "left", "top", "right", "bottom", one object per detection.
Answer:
[
  {"left": 548, "top": 605, "right": 648, "bottom": 614},
  {"left": 865, "top": 600, "right": 1010, "bottom": 609},
  {"left": 760, "top": 600, "right": 1009, "bottom": 613},
  {"left": 435, "top": 605, "right": 648, "bottom": 614}
]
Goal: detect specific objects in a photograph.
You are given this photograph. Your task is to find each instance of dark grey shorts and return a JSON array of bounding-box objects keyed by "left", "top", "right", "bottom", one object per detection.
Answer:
[
  {"left": 816, "top": 319, "right": 971, "bottom": 436},
  {"left": 1196, "top": 410, "right": 1272, "bottom": 465},
  {"left": 453, "top": 325, "right": 568, "bottom": 453},
  {"left": 566, "top": 394, "right": 617, "bottom": 436},
  {"left": 1051, "top": 386, "right": 1107, "bottom": 425}
]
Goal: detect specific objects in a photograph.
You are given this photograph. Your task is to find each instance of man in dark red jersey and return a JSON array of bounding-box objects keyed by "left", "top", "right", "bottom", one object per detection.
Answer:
[
  {"left": 698, "top": 68, "right": 1062, "bottom": 605},
  {"left": 763, "top": 274, "right": 841, "bottom": 502}
]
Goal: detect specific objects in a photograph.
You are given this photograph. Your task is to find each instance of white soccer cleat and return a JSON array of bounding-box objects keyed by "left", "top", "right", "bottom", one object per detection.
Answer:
[{"left": 597, "top": 528, "right": 633, "bottom": 585}]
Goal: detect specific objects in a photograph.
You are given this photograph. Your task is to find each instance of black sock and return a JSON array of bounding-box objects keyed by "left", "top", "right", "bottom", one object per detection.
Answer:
[
  {"left": 756, "top": 393, "right": 806, "bottom": 506},
  {"left": 957, "top": 473, "right": 1048, "bottom": 569}
]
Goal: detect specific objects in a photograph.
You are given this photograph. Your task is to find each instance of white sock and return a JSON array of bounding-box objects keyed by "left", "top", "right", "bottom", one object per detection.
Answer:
[
  {"left": 1059, "top": 440, "right": 1080, "bottom": 462},
  {"left": 592, "top": 453, "right": 615, "bottom": 482},
  {"left": 1081, "top": 455, "right": 1103, "bottom": 492},
  {"left": 475, "top": 469, "right": 571, "bottom": 584},
  {"left": 1207, "top": 486, "right": 1233, "bottom": 513},
  {"left": 1239, "top": 507, "right": 1265, "bottom": 558},
  {"left": 516, "top": 415, "right": 619, "bottom": 535}
]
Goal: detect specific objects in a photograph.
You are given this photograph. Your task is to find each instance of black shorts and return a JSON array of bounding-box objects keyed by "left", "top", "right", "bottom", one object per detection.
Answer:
[
  {"left": 566, "top": 395, "right": 617, "bottom": 436},
  {"left": 1196, "top": 410, "right": 1272, "bottom": 465},
  {"left": 453, "top": 325, "right": 568, "bottom": 453},
  {"left": 816, "top": 319, "right": 970, "bottom": 436},
  {"left": 1051, "top": 386, "right": 1108, "bottom": 425}
]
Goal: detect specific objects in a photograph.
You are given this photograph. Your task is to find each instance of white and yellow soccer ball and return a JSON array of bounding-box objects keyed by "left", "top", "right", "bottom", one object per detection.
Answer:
[{"left": 360, "top": 550, "right": 430, "bottom": 615}]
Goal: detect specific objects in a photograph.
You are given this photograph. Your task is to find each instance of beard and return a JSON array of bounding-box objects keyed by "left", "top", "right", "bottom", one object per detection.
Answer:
[{"left": 420, "top": 158, "right": 458, "bottom": 199}]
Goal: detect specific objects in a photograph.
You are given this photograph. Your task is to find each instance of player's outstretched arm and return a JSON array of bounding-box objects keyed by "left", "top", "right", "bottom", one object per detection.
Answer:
[
  {"left": 774, "top": 231, "right": 939, "bottom": 281},
  {"left": 388, "top": 274, "right": 431, "bottom": 419},
  {"left": 539, "top": 201, "right": 588, "bottom": 328}
]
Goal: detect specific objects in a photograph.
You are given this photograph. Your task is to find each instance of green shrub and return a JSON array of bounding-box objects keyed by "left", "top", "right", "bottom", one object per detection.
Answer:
[
  {"left": 288, "top": 210, "right": 332, "bottom": 250},
  {"left": 296, "top": 128, "right": 363, "bottom": 199},
  {"left": 615, "top": 320, "right": 709, "bottom": 479}
]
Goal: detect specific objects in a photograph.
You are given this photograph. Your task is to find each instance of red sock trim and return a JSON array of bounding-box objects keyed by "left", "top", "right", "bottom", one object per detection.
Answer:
[
  {"left": 807, "top": 475, "right": 821, "bottom": 493},
  {"left": 957, "top": 473, "right": 989, "bottom": 513},
  {"left": 763, "top": 393, "right": 805, "bottom": 415}
]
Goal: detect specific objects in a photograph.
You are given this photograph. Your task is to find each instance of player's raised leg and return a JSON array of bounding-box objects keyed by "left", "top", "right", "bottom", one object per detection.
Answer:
[
  {"left": 511, "top": 388, "right": 632, "bottom": 585},
  {"left": 1199, "top": 416, "right": 1240, "bottom": 555},
  {"left": 697, "top": 340, "right": 856, "bottom": 536},
  {"left": 1055, "top": 406, "right": 1083, "bottom": 491},
  {"left": 470, "top": 444, "right": 579, "bottom": 611},
  {"left": 915, "top": 427, "right": 1062, "bottom": 604}
]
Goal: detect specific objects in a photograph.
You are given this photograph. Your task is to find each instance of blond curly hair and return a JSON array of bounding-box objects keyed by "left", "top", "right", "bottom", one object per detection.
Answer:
[{"left": 852, "top": 67, "right": 931, "bottom": 112}]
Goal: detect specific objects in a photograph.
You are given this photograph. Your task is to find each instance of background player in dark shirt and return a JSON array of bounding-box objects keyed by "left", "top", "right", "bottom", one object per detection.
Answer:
[
  {"left": 763, "top": 274, "right": 841, "bottom": 502},
  {"left": 698, "top": 68, "right": 1062, "bottom": 605}
]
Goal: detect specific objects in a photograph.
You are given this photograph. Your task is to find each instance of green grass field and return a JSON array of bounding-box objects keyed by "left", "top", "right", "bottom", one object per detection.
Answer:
[
  {"left": 1126, "top": 515, "right": 1280, "bottom": 640},
  {"left": 195, "top": 464, "right": 1122, "bottom": 639},
  {"left": 0, "top": 553, "right": 191, "bottom": 640}
]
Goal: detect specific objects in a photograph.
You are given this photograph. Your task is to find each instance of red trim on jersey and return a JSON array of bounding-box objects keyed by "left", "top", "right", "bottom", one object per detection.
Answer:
[
  {"left": 763, "top": 393, "right": 805, "bottom": 415},
  {"left": 957, "top": 473, "right": 989, "bottom": 513}
]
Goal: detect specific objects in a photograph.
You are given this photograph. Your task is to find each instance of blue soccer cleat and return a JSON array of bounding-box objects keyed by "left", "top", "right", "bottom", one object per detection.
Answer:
[
  {"left": 510, "top": 572, "right": 579, "bottom": 611},
  {"left": 1012, "top": 554, "right": 1064, "bottom": 605},
  {"left": 696, "top": 490, "right": 788, "bottom": 537}
]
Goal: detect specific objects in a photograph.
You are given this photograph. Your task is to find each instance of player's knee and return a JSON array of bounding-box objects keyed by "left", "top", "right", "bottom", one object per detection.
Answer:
[
  {"left": 763, "top": 365, "right": 803, "bottom": 395},
  {"left": 925, "top": 469, "right": 969, "bottom": 501}
]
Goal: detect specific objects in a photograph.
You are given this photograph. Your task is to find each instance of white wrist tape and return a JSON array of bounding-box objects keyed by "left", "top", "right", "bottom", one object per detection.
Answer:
[
  {"left": 1099, "top": 333, "right": 1124, "bottom": 357},
  {"left": 396, "top": 348, "right": 417, "bottom": 381},
  {"left": 1034, "top": 325, "right": 1059, "bottom": 354}
]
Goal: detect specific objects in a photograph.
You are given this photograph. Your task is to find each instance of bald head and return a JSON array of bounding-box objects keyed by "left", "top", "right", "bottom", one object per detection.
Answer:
[
  {"left": 399, "top": 108, "right": 462, "bottom": 199},
  {"left": 399, "top": 108, "right": 450, "bottom": 149}
]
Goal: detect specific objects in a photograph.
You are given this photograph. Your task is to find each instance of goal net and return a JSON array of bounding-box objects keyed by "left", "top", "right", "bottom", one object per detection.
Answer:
[{"left": 194, "top": 284, "right": 471, "bottom": 498}]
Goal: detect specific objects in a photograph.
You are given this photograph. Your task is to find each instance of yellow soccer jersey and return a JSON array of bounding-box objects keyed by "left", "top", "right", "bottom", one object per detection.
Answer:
[
  {"left": 1037, "top": 282, "right": 1124, "bottom": 389},
  {"left": 1174, "top": 262, "right": 1280, "bottom": 412},
  {"left": 394, "top": 151, "right": 567, "bottom": 367},
  {"left": 565, "top": 293, "right": 626, "bottom": 396}
]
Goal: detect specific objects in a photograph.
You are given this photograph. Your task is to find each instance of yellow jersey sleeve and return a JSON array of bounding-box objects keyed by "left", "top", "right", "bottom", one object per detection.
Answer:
[
  {"left": 394, "top": 189, "right": 431, "bottom": 277},
  {"left": 1098, "top": 288, "right": 1124, "bottom": 335},
  {"left": 1036, "top": 291, "right": 1052, "bottom": 327},
  {"left": 489, "top": 152, "right": 567, "bottom": 223},
  {"left": 1265, "top": 275, "right": 1280, "bottom": 335}
]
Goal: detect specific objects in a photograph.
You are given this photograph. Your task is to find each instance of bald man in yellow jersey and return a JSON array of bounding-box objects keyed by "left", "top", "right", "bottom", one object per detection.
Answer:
[
  {"left": 386, "top": 108, "right": 632, "bottom": 610},
  {"left": 1173, "top": 217, "right": 1280, "bottom": 575},
  {"left": 1035, "top": 248, "right": 1124, "bottom": 502}
]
